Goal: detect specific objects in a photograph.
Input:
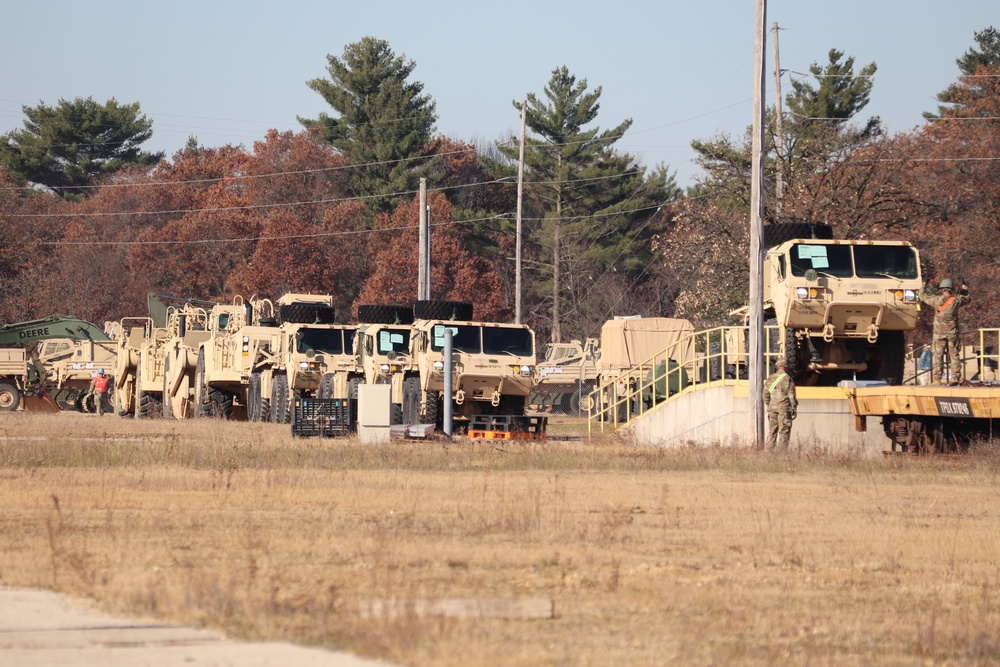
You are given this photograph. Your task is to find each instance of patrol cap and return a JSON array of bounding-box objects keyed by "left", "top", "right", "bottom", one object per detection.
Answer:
[{"left": 99, "top": 368, "right": 105, "bottom": 374}]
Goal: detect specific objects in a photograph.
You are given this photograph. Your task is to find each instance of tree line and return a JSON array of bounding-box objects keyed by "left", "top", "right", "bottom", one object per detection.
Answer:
[{"left": 1, "top": 30, "right": 998, "bottom": 348}]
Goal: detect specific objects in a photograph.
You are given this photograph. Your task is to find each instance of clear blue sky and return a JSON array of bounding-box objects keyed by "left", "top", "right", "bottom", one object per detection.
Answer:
[{"left": 2, "top": 1, "right": 995, "bottom": 188}]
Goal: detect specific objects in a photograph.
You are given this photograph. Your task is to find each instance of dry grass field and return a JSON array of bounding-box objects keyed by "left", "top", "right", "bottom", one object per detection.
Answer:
[{"left": 2, "top": 412, "right": 1000, "bottom": 666}]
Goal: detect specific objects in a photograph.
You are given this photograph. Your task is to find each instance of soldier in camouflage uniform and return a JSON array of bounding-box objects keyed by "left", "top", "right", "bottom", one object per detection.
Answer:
[
  {"left": 919, "top": 278, "right": 971, "bottom": 384},
  {"left": 763, "top": 358, "right": 797, "bottom": 449}
]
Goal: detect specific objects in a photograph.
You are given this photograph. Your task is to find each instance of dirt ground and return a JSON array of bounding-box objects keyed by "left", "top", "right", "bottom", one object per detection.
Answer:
[{"left": 2, "top": 412, "right": 999, "bottom": 666}]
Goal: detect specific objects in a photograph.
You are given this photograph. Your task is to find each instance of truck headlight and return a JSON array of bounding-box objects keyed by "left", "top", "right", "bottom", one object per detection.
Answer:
[
  {"left": 300, "top": 362, "right": 309, "bottom": 370},
  {"left": 903, "top": 289, "right": 917, "bottom": 302},
  {"left": 380, "top": 364, "right": 391, "bottom": 373},
  {"left": 520, "top": 365, "right": 533, "bottom": 376},
  {"left": 433, "top": 360, "right": 445, "bottom": 371},
  {"left": 796, "top": 287, "right": 809, "bottom": 299}
]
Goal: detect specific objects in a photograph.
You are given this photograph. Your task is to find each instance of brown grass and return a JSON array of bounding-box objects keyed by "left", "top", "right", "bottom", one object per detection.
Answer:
[{"left": 2, "top": 412, "right": 1000, "bottom": 665}]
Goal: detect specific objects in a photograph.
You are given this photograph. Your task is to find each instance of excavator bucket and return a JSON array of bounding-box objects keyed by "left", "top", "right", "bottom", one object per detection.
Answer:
[{"left": 22, "top": 393, "right": 61, "bottom": 412}]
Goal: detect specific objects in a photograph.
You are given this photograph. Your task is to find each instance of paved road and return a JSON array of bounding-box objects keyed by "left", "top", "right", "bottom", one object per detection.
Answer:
[{"left": 0, "top": 587, "right": 399, "bottom": 667}]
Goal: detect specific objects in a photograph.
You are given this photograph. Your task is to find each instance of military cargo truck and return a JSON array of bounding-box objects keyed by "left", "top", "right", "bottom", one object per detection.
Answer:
[
  {"left": 243, "top": 294, "right": 360, "bottom": 423},
  {"left": 592, "top": 317, "right": 695, "bottom": 420},
  {"left": 354, "top": 304, "right": 415, "bottom": 425},
  {"left": 734, "top": 223, "right": 923, "bottom": 386},
  {"left": 531, "top": 338, "right": 600, "bottom": 414},
  {"left": 404, "top": 300, "right": 536, "bottom": 430}
]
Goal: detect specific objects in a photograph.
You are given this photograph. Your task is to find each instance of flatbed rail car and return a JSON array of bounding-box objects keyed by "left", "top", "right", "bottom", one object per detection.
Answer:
[{"left": 845, "top": 383, "right": 1000, "bottom": 453}]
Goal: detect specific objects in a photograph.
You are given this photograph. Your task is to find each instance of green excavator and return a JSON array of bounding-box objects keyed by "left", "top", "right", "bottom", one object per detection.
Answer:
[{"left": 0, "top": 315, "right": 113, "bottom": 412}]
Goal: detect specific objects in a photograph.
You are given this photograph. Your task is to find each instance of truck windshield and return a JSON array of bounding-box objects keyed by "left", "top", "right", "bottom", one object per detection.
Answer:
[
  {"left": 297, "top": 328, "right": 345, "bottom": 355},
  {"left": 789, "top": 244, "right": 854, "bottom": 278},
  {"left": 854, "top": 245, "right": 919, "bottom": 279},
  {"left": 482, "top": 327, "right": 533, "bottom": 356},
  {"left": 377, "top": 328, "right": 410, "bottom": 355},
  {"left": 431, "top": 325, "right": 480, "bottom": 353}
]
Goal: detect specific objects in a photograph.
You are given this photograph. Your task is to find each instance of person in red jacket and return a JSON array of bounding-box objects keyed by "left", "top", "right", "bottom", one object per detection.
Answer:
[{"left": 92, "top": 368, "right": 110, "bottom": 416}]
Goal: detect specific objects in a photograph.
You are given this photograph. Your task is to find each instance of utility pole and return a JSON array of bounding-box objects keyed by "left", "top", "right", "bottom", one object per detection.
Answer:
[
  {"left": 417, "top": 178, "right": 429, "bottom": 300},
  {"left": 515, "top": 100, "right": 527, "bottom": 325},
  {"left": 772, "top": 21, "right": 784, "bottom": 216},
  {"left": 749, "top": 0, "right": 767, "bottom": 449}
]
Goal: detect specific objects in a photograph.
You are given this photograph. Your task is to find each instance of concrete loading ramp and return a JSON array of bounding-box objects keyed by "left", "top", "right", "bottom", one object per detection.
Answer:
[{"left": 620, "top": 382, "right": 888, "bottom": 454}]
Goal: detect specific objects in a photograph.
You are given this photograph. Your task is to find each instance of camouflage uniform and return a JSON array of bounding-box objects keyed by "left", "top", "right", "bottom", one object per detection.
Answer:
[
  {"left": 763, "top": 363, "right": 797, "bottom": 449},
  {"left": 93, "top": 371, "right": 110, "bottom": 416},
  {"left": 919, "top": 283, "right": 971, "bottom": 384}
]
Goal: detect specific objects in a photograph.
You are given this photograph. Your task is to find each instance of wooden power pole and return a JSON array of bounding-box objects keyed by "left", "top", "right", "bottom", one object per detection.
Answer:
[
  {"left": 515, "top": 100, "right": 526, "bottom": 324},
  {"left": 749, "top": 0, "right": 767, "bottom": 449},
  {"left": 417, "top": 178, "right": 430, "bottom": 301},
  {"left": 772, "top": 21, "right": 784, "bottom": 216}
]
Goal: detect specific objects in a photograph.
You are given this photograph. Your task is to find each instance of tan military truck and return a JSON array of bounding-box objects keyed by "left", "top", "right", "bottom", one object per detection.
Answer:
[
  {"left": 162, "top": 298, "right": 272, "bottom": 420},
  {"left": 242, "top": 293, "right": 361, "bottom": 423},
  {"left": 353, "top": 304, "right": 415, "bottom": 424},
  {"left": 115, "top": 301, "right": 215, "bottom": 419},
  {"left": 531, "top": 338, "right": 600, "bottom": 414},
  {"left": 592, "top": 317, "right": 695, "bottom": 420},
  {"left": 404, "top": 300, "right": 536, "bottom": 430},
  {"left": 737, "top": 223, "right": 923, "bottom": 385},
  {"left": 194, "top": 296, "right": 281, "bottom": 420}
]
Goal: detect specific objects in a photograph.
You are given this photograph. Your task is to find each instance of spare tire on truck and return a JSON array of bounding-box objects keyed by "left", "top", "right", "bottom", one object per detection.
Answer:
[
  {"left": 413, "top": 300, "right": 474, "bottom": 321},
  {"left": 278, "top": 302, "right": 336, "bottom": 325},
  {"left": 762, "top": 222, "right": 834, "bottom": 248},
  {"left": 357, "top": 304, "right": 414, "bottom": 325}
]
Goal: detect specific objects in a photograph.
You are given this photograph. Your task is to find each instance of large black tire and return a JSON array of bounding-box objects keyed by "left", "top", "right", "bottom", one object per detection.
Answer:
[
  {"left": 390, "top": 403, "right": 403, "bottom": 425},
  {"left": 162, "top": 355, "right": 174, "bottom": 419},
  {"left": 413, "top": 300, "right": 474, "bottom": 321},
  {"left": 357, "top": 304, "right": 414, "bottom": 325},
  {"left": 763, "top": 222, "right": 834, "bottom": 248},
  {"left": 402, "top": 376, "right": 421, "bottom": 424},
  {"left": 872, "top": 330, "right": 906, "bottom": 385},
  {"left": 194, "top": 350, "right": 209, "bottom": 418},
  {"left": 0, "top": 382, "right": 20, "bottom": 411},
  {"left": 318, "top": 373, "right": 335, "bottom": 399},
  {"left": 270, "top": 373, "right": 289, "bottom": 423},
  {"left": 248, "top": 372, "right": 263, "bottom": 422},
  {"left": 421, "top": 389, "right": 440, "bottom": 426},
  {"left": 135, "top": 361, "right": 162, "bottom": 419},
  {"left": 278, "top": 303, "right": 335, "bottom": 325},
  {"left": 206, "top": 387, "right": 234, "bottom": 419}
]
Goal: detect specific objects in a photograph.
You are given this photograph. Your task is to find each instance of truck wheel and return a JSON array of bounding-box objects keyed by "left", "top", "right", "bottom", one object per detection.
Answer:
[
  {"left": 278, "top": 303, "right": 336, "bottom": 325},
  {"left": 318, "top": 373, "right": 335, "bottom": 399},
  {"left": 135, "top": 361, "right": 162, "bottom": 419},
  {"left": 762, "top": 222, "right": 834, "bottom": 248},
  {"left": 390, "top": 403, "right": 403, "bottom": 425},
  {"left": 357, "top": 304, "right": 414, "bottom": 325},
  {"left": 270, "top": 373, "right": 289, "bottom": 423},
  {"left": 206, "top": 387, "right": 234, "bottom": 419},
  {"left": 421, "top": 389, "right": 440, "bottom": 426},
  {"left": 413, "top": 300, "right": 473, "bottom": 321},
  {"left": 194, "top": 350, "right": 209, "bottom": 418},
  {"left": 873, "top": 330, "right": 905, "bottom": 385},
  {"left": 0, "top": 382, "right": 20, "bottom": 411},
  {"left": 402, "top": 376, "right": 420, "bottom": 424},
  {"left": 162, "top": 355, "right": 174, "bottom": 419},
  {"left": 248, "top": 373, "right": 263, "bottom": 422}
]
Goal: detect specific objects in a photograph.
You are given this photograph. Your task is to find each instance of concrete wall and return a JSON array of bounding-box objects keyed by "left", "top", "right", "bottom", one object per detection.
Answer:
[{"left": 624, "top": 382, "right": 889, "bottom": 455}]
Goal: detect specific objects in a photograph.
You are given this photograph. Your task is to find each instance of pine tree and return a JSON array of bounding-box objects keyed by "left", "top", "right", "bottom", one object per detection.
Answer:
[
  {"left": 498, "top": 67, "right": 674, "bottom": 341},
  {"left": 300, "top": 37, "right": 438, "bottom": 214},
  {"left": 0, "top": 97, "right": 162, "bottom": 199},
  {"left": 928, "top": 26, "right": 1000, "bottom": 118}
]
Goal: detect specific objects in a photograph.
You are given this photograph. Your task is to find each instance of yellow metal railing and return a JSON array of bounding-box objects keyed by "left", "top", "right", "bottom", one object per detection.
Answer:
[
  {"left": 588, "top": 326, "right": 1000, "bottom": 435},
  {"left": 587, "top": 325, "right": 792, "bottom": 435}
]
